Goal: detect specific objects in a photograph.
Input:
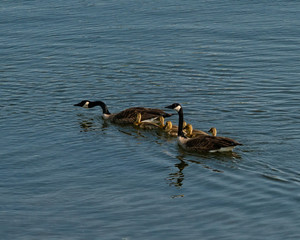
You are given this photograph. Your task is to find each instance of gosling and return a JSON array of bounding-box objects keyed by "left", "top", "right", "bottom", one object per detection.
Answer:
[
  {"left": 208, "top": 127, "right": 217, "bottom": 136},
  {"left": 184, "top": 124, "right": 208, "bottom": 138},
  {"left": 134, "top": 113, "right": 160, "bottom": 129}
]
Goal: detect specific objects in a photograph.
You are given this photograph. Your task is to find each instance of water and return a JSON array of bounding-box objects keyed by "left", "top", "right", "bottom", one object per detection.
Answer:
[{"left": 1, "top": 1, "right": 300, "bottom": 239}]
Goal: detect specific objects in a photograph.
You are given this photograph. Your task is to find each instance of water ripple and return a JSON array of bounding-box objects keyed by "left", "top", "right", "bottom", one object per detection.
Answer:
[{"left": 1, "top": 0, "right": 300, "bottom": 239}]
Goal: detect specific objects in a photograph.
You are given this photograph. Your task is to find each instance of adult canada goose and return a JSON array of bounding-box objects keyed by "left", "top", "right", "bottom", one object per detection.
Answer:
[
  {"left": 208, "top": 127, "right": 217, "bottom": 136},
  {"left": 134, "top": 113, "right": 160, "bottom": 129},
  {"left": 184, "top": 124, "right": 208, "bottom": 138},
  {"left": 165, "top": 103, "right": 242, "bottom": 152},
  {"left": 74, "top": 100, "right": 173, "bottom": 124}
]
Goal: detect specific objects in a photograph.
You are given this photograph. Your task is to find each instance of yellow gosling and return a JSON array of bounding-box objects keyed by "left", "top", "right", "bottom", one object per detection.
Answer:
[
  {"left": 208, "top": 127, "right": 217, "bottom": 136},
  {"left": 163, "top": 121, "right": 178, "bottom": 136},
  {"left": 134, "top": 113, "right": 159, "bottom": 129},
  {"left": 185, "top": 124, "right": 208, "bottom": 138},
  {"left": 158, "top": 116, "right": 165, "bottom": 129},
  {"left": 158, "top": 116, "right": 185, "bottom": 128}
]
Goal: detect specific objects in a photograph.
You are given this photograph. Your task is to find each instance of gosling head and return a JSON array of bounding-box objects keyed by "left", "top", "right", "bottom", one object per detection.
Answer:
[
  {"left": 164, "top": 121, "right": 173, "bottom": 131},
  {"left": 74, "top": 100, "right": 90, "bottom": 108},
  {"left": 165, "top": 103, "right": 182, "bottom": 112},
  {"left": 208, "top": 127, "right": 217, "bottom": 136},
  {"left": 185, "top": 124, "right": 193, "bottom": 135}
]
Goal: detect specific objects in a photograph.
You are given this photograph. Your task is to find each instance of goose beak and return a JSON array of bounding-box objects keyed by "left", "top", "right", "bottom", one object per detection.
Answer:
[
  {"left": 74, "top": 103, "right": 81, "bottom": 106},
  {"left": 165, "top": 104, "right": 173, "bottom": 109}
]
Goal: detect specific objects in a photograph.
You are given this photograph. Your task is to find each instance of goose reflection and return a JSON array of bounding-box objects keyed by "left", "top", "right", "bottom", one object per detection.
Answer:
[
  {"left": 79, "top": 120, "right": 94, "bottom": 131},
  {"left": 167, "top": 149, "right": 242, "bottom": 192},
  {"left": 167, "top": 155, "right": 188, "bottom": 188},
  {"left": 77, "top": 115, "right": 109, "bottom": 132}
]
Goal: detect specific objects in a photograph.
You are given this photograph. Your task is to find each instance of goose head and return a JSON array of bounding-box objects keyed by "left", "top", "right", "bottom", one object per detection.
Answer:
[
  {"left": 74, "top": 100, "right": 90, "bottom": 108},
  {"left": 208, "top": 127, "right": 217, "bottom": 136},
  {"left": 165, "top": 103, "right": 182, "bottom": 112}
]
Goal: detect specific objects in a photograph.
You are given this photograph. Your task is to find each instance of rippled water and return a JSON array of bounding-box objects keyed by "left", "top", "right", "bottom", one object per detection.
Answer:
[{"left": 1, "top": 1, "right": 300, "bottom": 239}]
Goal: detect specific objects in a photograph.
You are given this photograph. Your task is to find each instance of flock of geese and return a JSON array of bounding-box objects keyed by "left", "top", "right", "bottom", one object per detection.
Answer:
[{"left": 74, "top": 100, "right": 242, "bottom": 153}]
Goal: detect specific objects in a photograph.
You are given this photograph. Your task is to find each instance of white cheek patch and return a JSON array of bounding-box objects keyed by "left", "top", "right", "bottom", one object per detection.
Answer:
[
  {"left": 83, "top": 102, "right": 90, "bottom": 108},
  {"left": 174, "top": 105, "right": 181, "bottom": 112}
]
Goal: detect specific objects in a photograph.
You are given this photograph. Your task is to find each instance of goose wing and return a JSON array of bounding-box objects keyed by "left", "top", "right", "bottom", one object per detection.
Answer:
[{"left": 185, "top": 135, "right": 241, "bottom": 152}]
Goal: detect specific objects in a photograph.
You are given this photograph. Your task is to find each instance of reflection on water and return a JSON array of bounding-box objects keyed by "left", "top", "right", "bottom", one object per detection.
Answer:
[
  {"left": 79, "top": 120, "right": 94, "bottom": 131},
  {"left": 77, "top": 114, "right": 109, "bottom": 132},
  {"left": 2, "top": 0, "right": 300, "bottom": 238},
  {"left": 166, "top": 151, "right": 241, "bottom": 191},
  {"left": 76, "top": 115, "right": 243, "bottom": 194},
  {"left": 167, "top": 157, "right": 188, "bottom": 188}
]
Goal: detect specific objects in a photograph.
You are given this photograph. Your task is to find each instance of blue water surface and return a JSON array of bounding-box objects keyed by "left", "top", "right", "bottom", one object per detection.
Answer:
[{"left": 1, "top": 1, "right": 300, "bottom": 239}]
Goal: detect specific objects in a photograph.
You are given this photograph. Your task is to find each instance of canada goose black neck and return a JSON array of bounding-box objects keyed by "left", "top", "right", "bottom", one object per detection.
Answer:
[
  {"left": 177, "top": 107, "right": 185, "bottom": 137},
  {"left": 165, "top": 103, "right": 185, "bottom": 138},
  {"left": 91, "top": 101, "right": 111, "bottom": 114}
]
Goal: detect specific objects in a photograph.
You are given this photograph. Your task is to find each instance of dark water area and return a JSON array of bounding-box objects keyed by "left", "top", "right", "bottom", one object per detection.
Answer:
[{"left": 1, "top": 1, "right": 300, "bottom": 239}]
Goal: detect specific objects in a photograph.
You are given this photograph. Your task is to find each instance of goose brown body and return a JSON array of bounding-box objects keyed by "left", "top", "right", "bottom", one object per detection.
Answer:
[
  {"left": 110, "top": 107, "right": 169, "bottom": 124},
  {"left": 179, "top": 134, "right": 242, "bottom": 152}
]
